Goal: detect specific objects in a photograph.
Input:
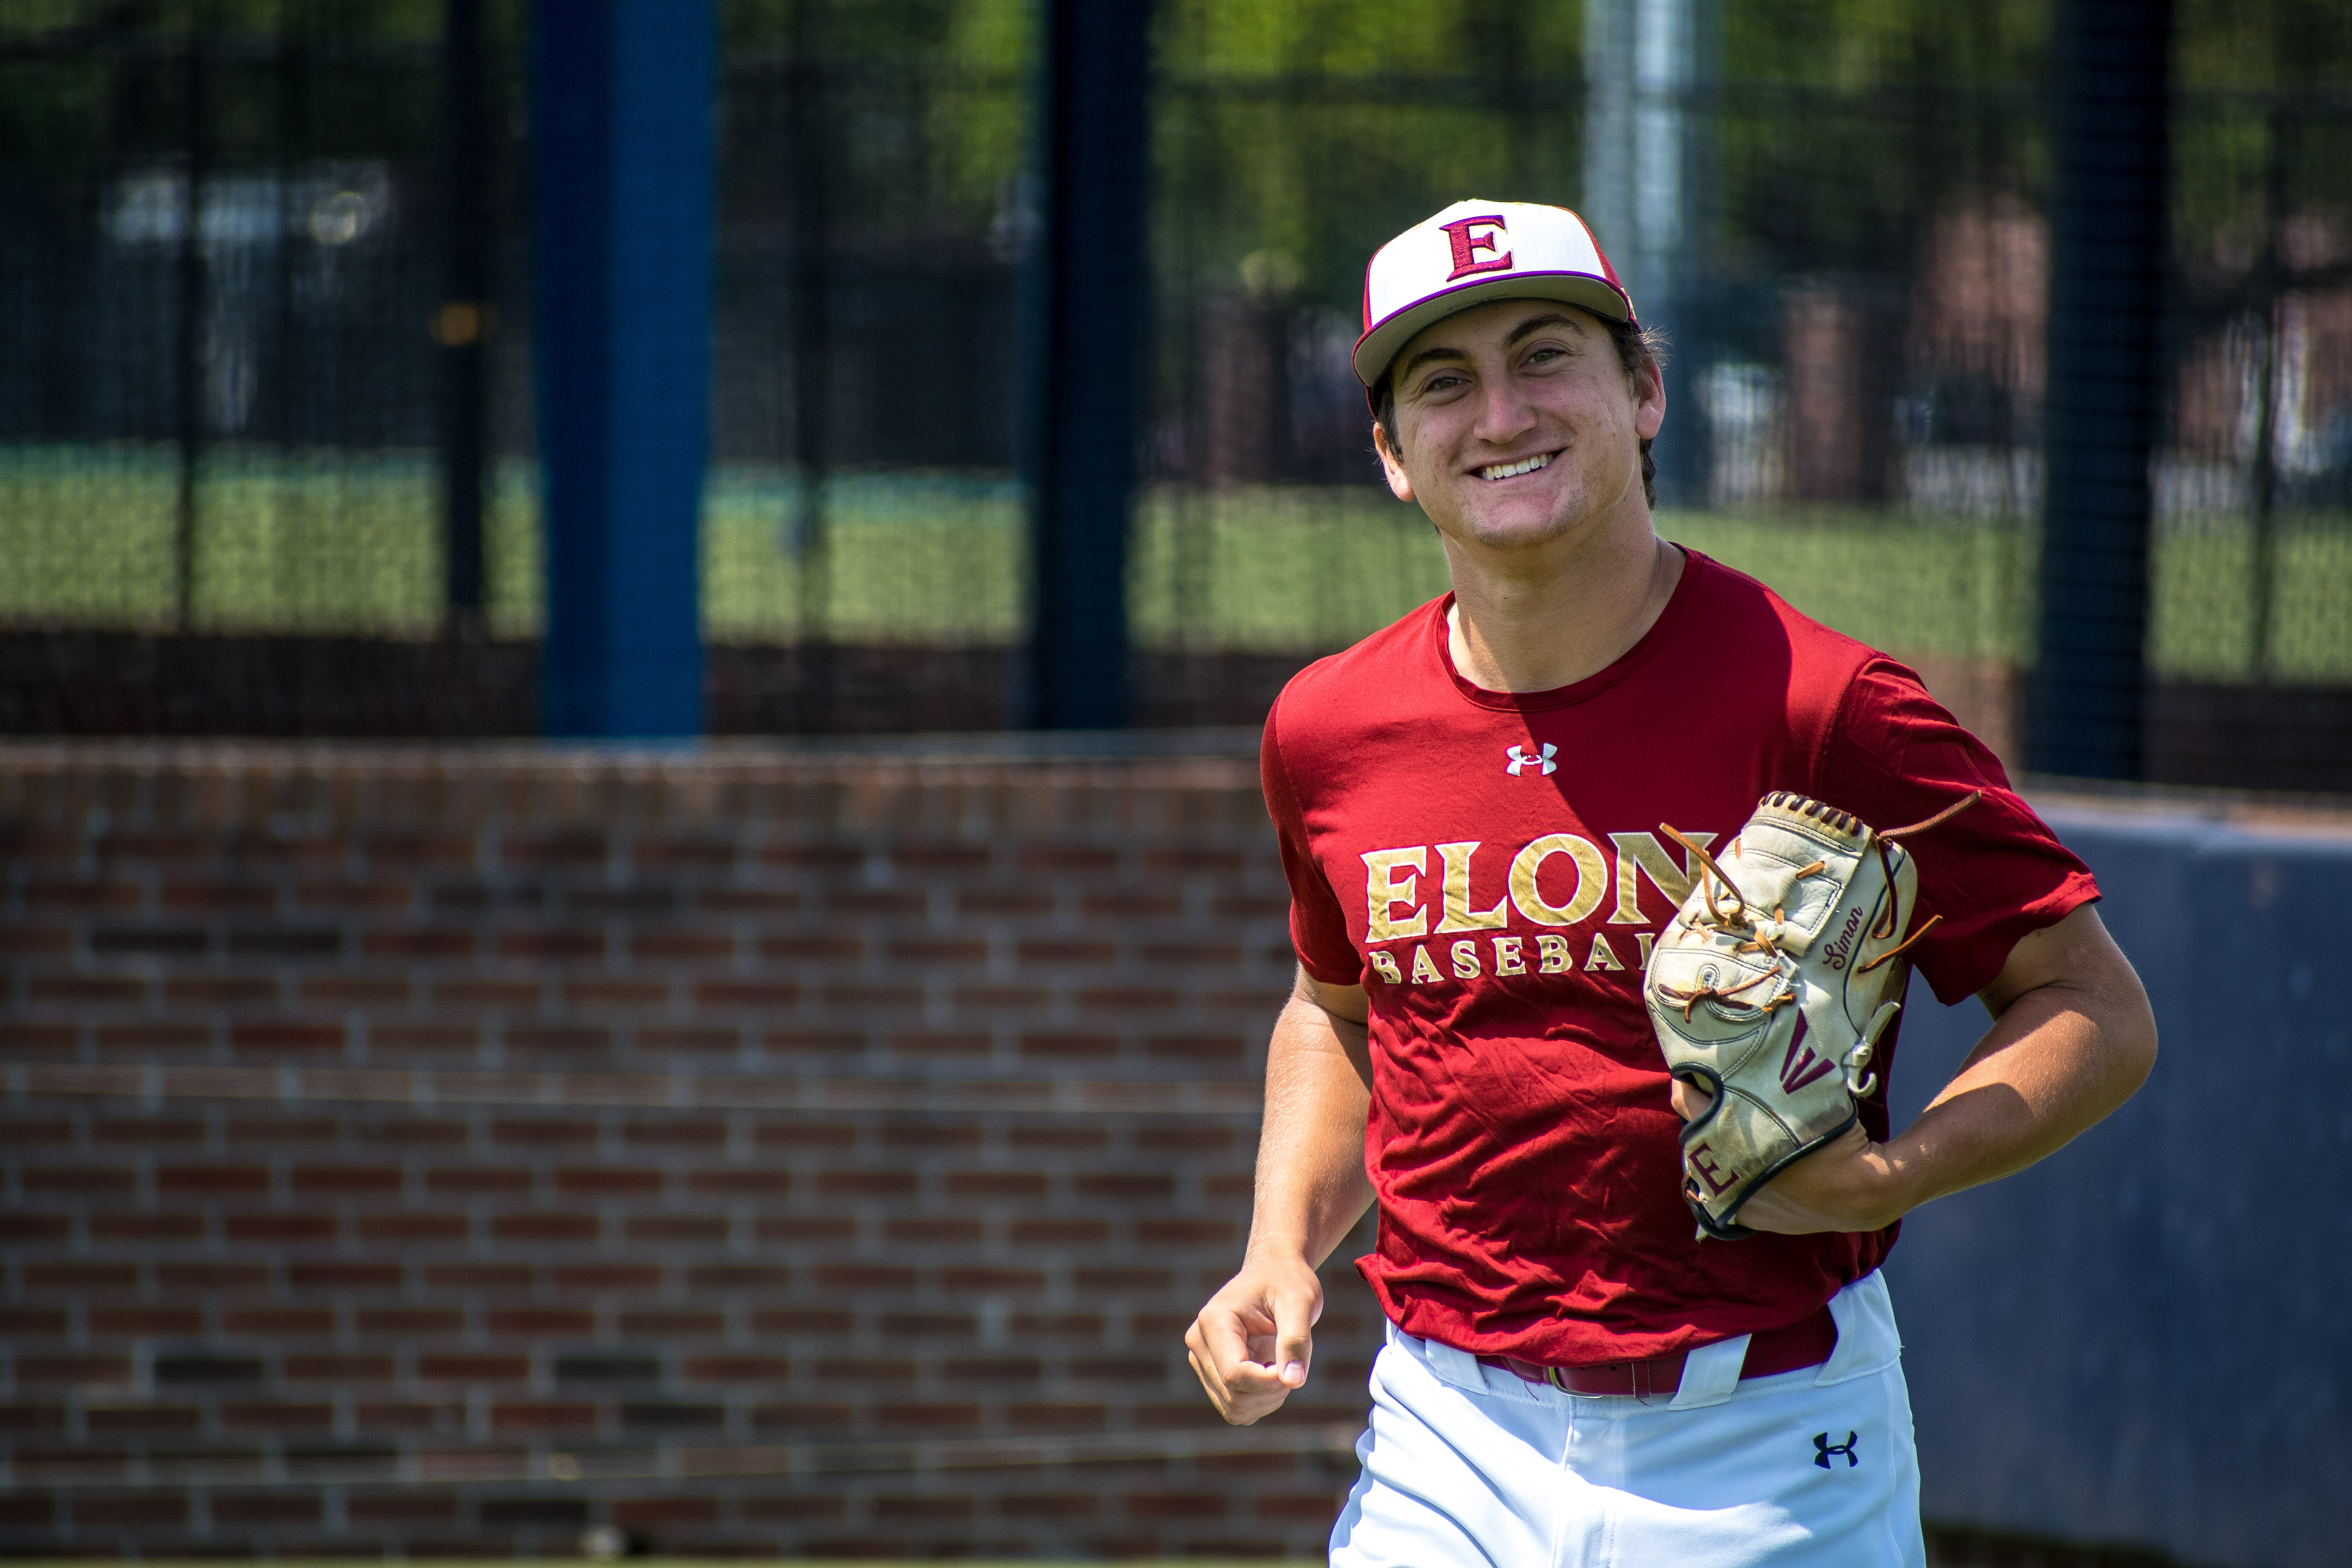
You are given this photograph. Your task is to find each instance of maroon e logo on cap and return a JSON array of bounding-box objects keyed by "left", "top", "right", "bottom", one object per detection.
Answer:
[{"left": 1438, "top": 214, "right": 1513, "bottom": 280}]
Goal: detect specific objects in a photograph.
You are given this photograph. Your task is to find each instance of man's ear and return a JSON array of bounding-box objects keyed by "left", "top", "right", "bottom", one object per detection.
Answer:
[
  {"left": 1372, "top": 419, "right": 1416, "bottom": 503},
  {"left": 1634, "top": 359, "right": 1666, "bottom": 441}
]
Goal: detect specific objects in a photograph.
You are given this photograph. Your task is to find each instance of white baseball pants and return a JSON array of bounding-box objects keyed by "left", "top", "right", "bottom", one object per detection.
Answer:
[{"left": 1328, "top": 1271, "right": 1926, "bottom": 1568}]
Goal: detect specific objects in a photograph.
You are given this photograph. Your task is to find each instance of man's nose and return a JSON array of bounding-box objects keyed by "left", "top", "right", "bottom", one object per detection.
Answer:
[{"left": 1472, "top": 371, "right": 1537, "bottom": 445}]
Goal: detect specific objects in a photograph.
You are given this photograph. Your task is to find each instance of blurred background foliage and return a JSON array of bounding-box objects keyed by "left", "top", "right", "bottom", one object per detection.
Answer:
[{"left": 0, "top": 0, "right": 2349, "bottom": 691}]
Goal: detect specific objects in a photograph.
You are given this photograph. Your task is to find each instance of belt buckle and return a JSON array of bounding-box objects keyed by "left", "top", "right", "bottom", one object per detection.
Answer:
[{"left": 1544, "top": 1364, "right": 1571, "bottom": 1394}]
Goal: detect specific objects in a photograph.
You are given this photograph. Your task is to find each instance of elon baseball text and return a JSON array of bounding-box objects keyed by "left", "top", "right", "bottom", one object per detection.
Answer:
[
  {"left": 1358, "top": 829, "right": 1719, "bottom": 942},
  {"left": 1367, "top": 929, "right": 1653, "bottom": 985}
]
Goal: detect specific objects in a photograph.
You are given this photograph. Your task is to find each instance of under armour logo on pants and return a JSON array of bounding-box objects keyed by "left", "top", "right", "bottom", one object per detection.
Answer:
[{"left": 1814, "top": 1430, "right": 1859, "bottom": 1469}]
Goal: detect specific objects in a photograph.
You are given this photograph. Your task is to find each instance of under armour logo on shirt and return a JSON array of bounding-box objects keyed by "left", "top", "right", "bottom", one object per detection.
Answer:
[
  {"left": 1505, "top": 743, "right": 1557, "bottom": 776},
  {"left": 1814, "top": 1431, "right": 1859, "bottom": 1469}
]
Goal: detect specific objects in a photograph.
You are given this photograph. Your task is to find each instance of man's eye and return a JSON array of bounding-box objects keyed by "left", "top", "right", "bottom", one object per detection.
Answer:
[{"left": 1421, "top": 373, "right": 1465, "bottom": 394}]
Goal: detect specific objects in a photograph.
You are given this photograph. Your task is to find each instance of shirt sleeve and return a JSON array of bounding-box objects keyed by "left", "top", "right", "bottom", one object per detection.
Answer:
[
  {"left": 1260, "top": 695, "right": 1364, "bottom": 986},
  {"left": 1819, "top": 657, "right": 2100, "bottom": 1004}
]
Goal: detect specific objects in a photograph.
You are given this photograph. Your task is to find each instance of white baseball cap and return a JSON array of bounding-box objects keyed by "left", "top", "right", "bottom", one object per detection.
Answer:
[{"left": 1353, "top": 199, "right": 1636, "bottom": 389}]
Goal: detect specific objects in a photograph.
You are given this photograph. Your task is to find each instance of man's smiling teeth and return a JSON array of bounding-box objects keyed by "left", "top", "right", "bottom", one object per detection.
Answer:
[{"left": 1478, "top": 453, "right": 1552, "bottom": 481}]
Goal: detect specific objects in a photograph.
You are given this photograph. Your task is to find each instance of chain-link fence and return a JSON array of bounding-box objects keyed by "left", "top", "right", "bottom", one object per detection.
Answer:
[{"left": 2, "top": 1, "right": 2348, "bottom": 784}]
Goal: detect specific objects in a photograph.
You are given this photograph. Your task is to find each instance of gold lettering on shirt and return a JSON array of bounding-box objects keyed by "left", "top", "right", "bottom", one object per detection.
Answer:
[
  {"left": 1609, "top": 830, "right": 1718, "bottom": 923},
  {"left": 1537, "top": 934, "right": 1574, "bottom": 973},
  {"left": 1492, "top": 934, "right": 1526, "bottom": 975},
  {"left": 1362, "top": 846, "right": 1429, "bottom": 941},
  {"left": 1410, "top": 944, "right": 1442, "bottom": 983},
  {"left": 1507, "top": 833, "right": 1607, "bottom": 926},
  {"left": 1368, "top": 950, "right": 1403, "bottom": 984},
  {"left": 1584, "top": 933, "right": 1625, "bottom": 971},
  {"left": 1434, "top": 841, "right": 1509, "bottom": 931},
  {"left": 1636, "top": 931, "right": 1657, "bottom": 966},
  {"left": 1450, "top": 939, "right": 1481, "bottom": 979}
]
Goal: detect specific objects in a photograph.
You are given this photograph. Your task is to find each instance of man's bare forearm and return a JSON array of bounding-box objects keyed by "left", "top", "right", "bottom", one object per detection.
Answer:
[{"left": 1247, "top": 974, "right": 1377, "bottom": 1269}]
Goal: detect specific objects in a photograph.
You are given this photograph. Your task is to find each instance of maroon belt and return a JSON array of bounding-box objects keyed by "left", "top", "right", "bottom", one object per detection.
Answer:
[{"left": 1476, "top": 1304, "right": 1838, "bottom": 1398}]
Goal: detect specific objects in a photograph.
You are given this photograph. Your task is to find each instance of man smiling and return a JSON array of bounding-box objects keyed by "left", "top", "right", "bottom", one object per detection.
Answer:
[{"left": 1184, "top": 201, "right": 2156, "bottom": 1565}]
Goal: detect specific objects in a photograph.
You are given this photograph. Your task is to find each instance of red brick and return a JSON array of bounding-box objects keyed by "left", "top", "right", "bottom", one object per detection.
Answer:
[
  {"left": 426, "top": 1167, "right": 531, "bottom": 1195},
  {"left": 684, "top": 1355, "right": 792, "bottom": 1381},
  {"left": 1010, "top": 1219, "right": 1111, "bottom": 1245},
  {"left": 422, "top": 1263, "right": 530, "bottom": 1290},
  {"left": 1000, "top": 1492, "right": 1100, "bottom": 1520},
  {"left": 504, "top": 1024, "right": 610, "bottom": 1054},
  {"left": 159, "top": 879, "right": 274, "bottom": 911},
  {"left": 365, "top": 927, "right": 475, "bottom": 958},
  {"left": 230, "top": 1021, "right": 346, "bottom": 1052},
  {"left": 416, "top": 1355, "right": 528, "bottom": 1382},
  {"left": 495, "top": 929, "right": 605, "bottom": 960},
  {"left": 635, "top": 1026, "right": 739, "bottom": 1053},
  {"left": 226, "top": 1213, "right": 338, "bottom": 1243},
  {"left": 892, "top": 1029, "right": 991, "bottom": 1056},
  {"left": 299, "top": 975, "right": 410, "bottom": 1005},
  {"left": 24, "top": 1263, "right": 138, "bottom": 1291},
  {"left": 1138, "top": 1218, "right": 1238, "bottom": 1247},
  {"left": 490, "top": 1117, "right": 599, "bottom": 1146},
  {"left": 23, "top": 1163, "right": 137, "bottom": 1195},
  {"left": 90, "top": 1209, "right": 204, "bottom": 1239},
  {"left": 1007, "top": 1402, "right": 1108, "bottom": 1430},
  {"left": 1011, "top": 1124, "right": 1108, "bottom": 1150},
  {"left": 24, "top": 878, "right": 144, "bottom": 910},
  {"left": 630, "top": 931, "right": 735, "bottom": 962},
  {"left": 286, "top": 1261, "right": 399, "bottom": 1289},
  {"left": 617, "top": 1309, "right": 723, "bottom": 1337},
  {"left": 1073, "top": 1269, "right": 1172, "bottom": 1293},
  {"left": 485, "top": 1308, "right": 594, "bottom": 1335},
  {"left": 433, "top": 977, "right": 540, "bottom": 1007},
  {"left": 813, "top": 1264, "right": 919, "bottom": 1293},
  {"left": 16, "top": 1355, "right": 133, "bottom": 1385},
  {"left": 554, "top": 1165, "right": 662, "bottom": 1196},
  {"left": 569, "top": 978, "right": 669, "bottom": 1008},
  {"left": 354, "top": 1400, "right": 461, "bottom": 1429},
  {"left": 490, "top": 1400, "right": 597, "bottom": 1433},
  {"left": 86, "top": 1404, "right": 201, "bottom": 1434},
  {"left": 156, "top": 1262, "right": 268, "bottom": 1290},
  {"left": 223, "top": 1115, "right": 338, "bottom": 1143},
  {"left": 71, "top": 1492, "right": 187, "bottom": 1525},
  {"left": 696, "top": 980, "right": 801, "bottom": 1009},
  {"left": 939, "top": 1267, "right": 1048, "bottom": 1294},
  {"left": 490, "top": 1213, "right": 599, "bottom": 1243},
  {"left": 218, "top": 1402, "right": 334, "bottom": 1430},
  {"left": 1124, "top": 1490, "right": 1231, "bottom": 1520},
  {"left": 359, "top": 1214, "right": 469, "bottom": 1243},
  {"left": 369, "top": 1023, "right": 482, "bottom": 1054},
  {"left": 814, "top": 1169, "right": 918, "bottom": 1198},
  {"left": 30, "top": 974, "right": 147, "bottom": 1004},
  {"left": 765, "top": 1025, "right": 862, "bottom": 1051},
  {"left": 222, "top": 1307, "right": 335, "bottom": 1336},
  {"left": 357, "top": 1308, "right": 464, "bottom": 1335},
  {"left": 292, "top": 1163, "right": 403, "bottom": 1194},
  {"left": 164, "top": 973, "right": 278, "bottom": 1004},
  {"left": 0, "top": 922, "right": 74, "bottom": 955},
  {"left": 1018, "top": 938, "right": 1116, "bottom": 965},
  {"left": 347, "top": 1493, "right": 462, "bottom": 1523},
  {"left": 88, "top": 1308, "right": 203, "bottom": 1336},
  {"left": 550, "top": 1264, "right": 662, "bottom": 1291},
  {"left": 1020, "top": 1031, "right": 1119, "bottom": 1060},
  {"left": 212, "top": 1493, "right": 324, "bottom": 1524},
  {"left": 684, "top": 1170, "right": 790, "bottom": 1197},
  {"left": 625, "top": 1215, "right": 727, "bottom": 1243},
  {"left": 0, "top": 1308, "right": 69, "bottom": 1336},
  {"left": 874, "top": 1402, "right": 981, "bottom": 1432},
  {"left": 947, "top": 1171, "right": 1047, "bottom": 1198},
  {"left": 612, "top": 1495, "right": 723, "bottom": 1527}
]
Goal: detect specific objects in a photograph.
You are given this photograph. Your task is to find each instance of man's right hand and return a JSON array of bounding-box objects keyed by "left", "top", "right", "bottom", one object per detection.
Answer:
[{"left": 1185, "top": 1252, "right": 1326, "bottom": 1425}]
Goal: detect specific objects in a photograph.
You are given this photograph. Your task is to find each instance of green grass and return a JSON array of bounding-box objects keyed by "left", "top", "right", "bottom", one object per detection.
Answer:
[{"left": 5, "top": 443, "right": 2349, "bottom": 683}]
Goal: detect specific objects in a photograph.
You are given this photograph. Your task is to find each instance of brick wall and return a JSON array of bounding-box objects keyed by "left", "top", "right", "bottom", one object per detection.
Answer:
[{"left": 0, "top": 740, "right": 1379, "bottom": 1559}]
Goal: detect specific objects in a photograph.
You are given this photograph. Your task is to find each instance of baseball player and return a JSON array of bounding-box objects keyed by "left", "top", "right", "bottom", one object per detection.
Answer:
[{"left": 1184, "top": 201, "right": 2158, "bottom": 1565}]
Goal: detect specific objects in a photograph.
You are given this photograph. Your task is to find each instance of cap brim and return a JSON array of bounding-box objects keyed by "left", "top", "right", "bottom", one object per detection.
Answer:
[{"left": 1351, "top": 271, "right": 1634, "bottom": 388}]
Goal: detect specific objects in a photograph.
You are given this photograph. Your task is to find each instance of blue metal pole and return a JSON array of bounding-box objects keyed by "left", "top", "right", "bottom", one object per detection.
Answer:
[{"left": 531, "top": 0, "right": 713, "bottom": 739}]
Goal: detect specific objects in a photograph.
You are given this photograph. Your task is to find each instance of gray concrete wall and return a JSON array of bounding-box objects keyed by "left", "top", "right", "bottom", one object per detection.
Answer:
[{"left": 1887, "top": 796, "right": 2352, "bottom": 1568}]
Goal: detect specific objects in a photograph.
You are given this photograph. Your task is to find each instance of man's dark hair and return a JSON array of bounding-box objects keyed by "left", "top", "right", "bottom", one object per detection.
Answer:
[{"left": 1372, "top": 314, "right": 1668, "bottom": 508}]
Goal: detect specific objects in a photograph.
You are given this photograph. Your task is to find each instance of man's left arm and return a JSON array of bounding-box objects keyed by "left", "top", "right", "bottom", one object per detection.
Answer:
[{"left": 1718, "top": 901, "right": 2158, "bottom": 1235}]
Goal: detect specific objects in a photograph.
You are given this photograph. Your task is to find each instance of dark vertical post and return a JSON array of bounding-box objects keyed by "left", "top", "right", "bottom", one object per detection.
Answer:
[
  {"left": 786, "top": 0, "right": 832, "bottom": 730},
  {"left": 174, "top": 15, "right": 207, "bottom": 628},
  {"left": 440, "top": 0, "right": 491, "bottom": 630},
  {"left": 530, "top": 0, "right": 714, "bottom": 738},
  {"left": 2028, "top": 0, "right": 2172, "bottom": 779},
  {"left": 1018, "top": 0, "right": 1153, "bottom": 730}
]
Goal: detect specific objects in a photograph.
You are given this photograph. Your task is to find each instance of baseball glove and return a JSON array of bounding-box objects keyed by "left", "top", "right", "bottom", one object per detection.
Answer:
[{"left": 1642, "top": 789, "right": 1979, "bottom": 1240}]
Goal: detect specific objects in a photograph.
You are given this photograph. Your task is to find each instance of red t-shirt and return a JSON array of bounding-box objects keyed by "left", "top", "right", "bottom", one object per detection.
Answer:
[{"left": 1262, "top": 549, "right": 2096, "bottom": 1366}]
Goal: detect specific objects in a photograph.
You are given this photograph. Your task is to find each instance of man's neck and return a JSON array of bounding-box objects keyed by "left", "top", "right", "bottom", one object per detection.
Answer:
[{"left": 1443, "top": 520, "right": 1684, "bottom": 694}]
